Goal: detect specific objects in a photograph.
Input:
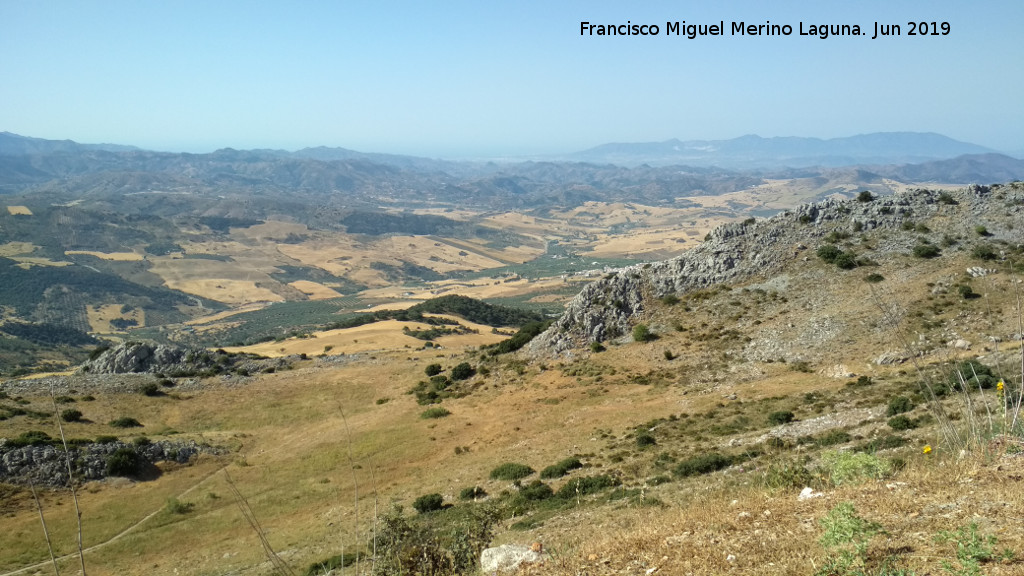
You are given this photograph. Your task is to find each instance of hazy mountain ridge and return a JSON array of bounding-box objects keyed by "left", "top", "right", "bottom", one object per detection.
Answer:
[{"left": 568, "top": 132, "right": 999, "bottom": 168}]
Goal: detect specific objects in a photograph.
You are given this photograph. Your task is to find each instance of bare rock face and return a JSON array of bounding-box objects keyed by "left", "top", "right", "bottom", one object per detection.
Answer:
[
  {"left": 480, "top": 544, "right": 546, "bottom": 574},
  {"left": 529, "top": 185, "right": 1017, "bottom": 356},
  {"left": 79, "top": 342, "right": 193, "bottom": 374},
  {"left": 0, "top": 439, "right": 220, "bottom": 487}
]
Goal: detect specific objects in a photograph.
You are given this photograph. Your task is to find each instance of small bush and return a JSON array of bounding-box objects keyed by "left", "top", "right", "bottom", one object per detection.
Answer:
[
  {"left": 912, "top": 244, "right": 941, "bottom": 258},
  {"left": 974, "top": 225, "right": 991, "bottom": 237},
  {"left": 540, "top": 457, "right": 583, "bottom": 479},
  {"left": 94, "top": 435, "right": 118, "bottom": 444},
  {"left": 856, "top": 191, "right": 874, "bottom": 202},
  {"left": 660, "top": 294, "right": 680, "bottom": 305},
  {"left": 814, "top": 430, "right": 853, "bottom": 447},
  {"left": 138, "top": 382, "right": 161, "bottom": 396},
  {"left": 887, "top": 415, "right": 918, "bottom": 431},
  {"left": 817, "top": 244, "right": 843, "bottom": 263},
  {"left": 8, "top": 430, "right": 53, "bottom": 447},
  {"left": 674, "top": 453, "right": 732, "bottom": 478},
  {"left": 632, "top": 324, "right": 655, "bottom": 342},
  {"left": 60, "top": 408, "right": 83, "bottom": 422},
  {"left": 635, "top": 432, "right": 657, "bottom": 447},
  {"left": 555, "top": 475, "right": 619, "bottom": 499},
  {"left": 424, "top": 363, "right": 443, "bottom": 377},
  {"left": 590, "top": 341, "right": 606, "bottom": 353},
  {"left": 663, "top": 350, "right": 676, "bottom": 360},
  {"left": 420, "top": 407, "right": 451, "bottom": 419},
  {"left": 54, "top": 395, "right": 76, "bottom": 403},
  {"left": 971, "top": 244, "right": 998, "bottom": 261},
  {"left": 768, "top": 410, "right": 795, "bottom": 425},
  {"left": 106, "top": 447, "right": 142, "bottom": 477},
  {"left": 821, "top": 451, "right": 892, "bottom": 486},
  {"left": 166, "top": 497, "right": 194, "bottom": 514},
  {"left": 458, "top": 486, "right": 487, "bottom": 500},
  {"left": 519, "top": 480, "right": 554, "bottom": 501},
  {"left": 886, "top": 396, "right": 914, "bottom": 416},
  {"left": 937, "top": 191, "right": 957, "bottom": 205},
  {"left": 133, "top": 436, "right": 151, "bottom": 446},
  {"left": 109, "top": 417, "right": 142, "bottom": 428},
  {"left": 412, "top": 493, "right": 444, "bottom": 513},
  {"left": 304, "top": 553, "right": 360, "bottom": 576},
  {"left": 833, "top": 252, "right": 858, "bottom": 270},
  {"left": 761, "top": 460, "right": 816, "bottom": 490},
  {"left": 450, "top": 362, "right": 476, "bottom": 381},
  {"left": 864, "top": 273, "right": 885, "bottom": 283},
  {"left": 489, "top": 462, "right": 534, "bottom": 481}
]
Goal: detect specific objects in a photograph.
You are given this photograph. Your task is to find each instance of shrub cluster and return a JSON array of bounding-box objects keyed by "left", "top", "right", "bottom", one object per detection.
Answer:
[
  {"left": 539, "top": 457, "right": 583, "bottom": 479},
  {"left": 489, "top": 463, "right": 534, "bottom": 481}
]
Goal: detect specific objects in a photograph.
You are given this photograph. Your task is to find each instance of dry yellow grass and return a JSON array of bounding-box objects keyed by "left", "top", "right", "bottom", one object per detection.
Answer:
[
  {"left": 64, "top": 250, "right": 144, "bottom": 261},
  {"left": 287, "top": 280, "right": 343, "bottom": 300},
  {"left": 5, "top": 206, "right": 32, "bottom": 215},
  {"left": 0, "top": 242, "right": 36, "bottom": 257},
  {"left": 86, "top": 304, "right": 145, "bottom": 333}
]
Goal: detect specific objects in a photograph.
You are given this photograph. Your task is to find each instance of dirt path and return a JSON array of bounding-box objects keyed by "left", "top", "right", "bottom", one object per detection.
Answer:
[{"left": 2, "top": 465, "right": 227, "bottom": 576}]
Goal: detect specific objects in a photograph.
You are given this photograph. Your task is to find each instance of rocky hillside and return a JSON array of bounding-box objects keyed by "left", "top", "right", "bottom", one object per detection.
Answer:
[{"left": 531, "top": 184, "right": 1024, "bottom": 355}]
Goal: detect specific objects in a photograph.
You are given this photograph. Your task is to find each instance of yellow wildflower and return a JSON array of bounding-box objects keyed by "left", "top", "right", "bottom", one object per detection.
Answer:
[
  {"left": 923, "top": 445, "right": 932, "bottom": 455},
  {"left": 997, "top": 380, "right": 1004, "bottom": 392}
]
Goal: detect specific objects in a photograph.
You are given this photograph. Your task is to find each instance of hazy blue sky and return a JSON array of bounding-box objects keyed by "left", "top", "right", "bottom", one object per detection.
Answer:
[{"left": 2, "top": 1, "right": 1022, "bottom": 157}]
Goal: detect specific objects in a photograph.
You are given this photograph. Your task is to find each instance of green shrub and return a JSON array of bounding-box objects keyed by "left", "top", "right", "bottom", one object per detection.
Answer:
[
  {"left": 458, "top": 486, "right": 487, "bottom": 500},
  {"left": 420, "top": 407, "right": 451, "bottom": 419},
  {"left": 673, "top": 453, "right": 732, "bottom": 478},
  {"left": 971, "top": 244, "right": 998, "bottom": 261},
  {"left": 660, "top": 294, "right": 680, "bottom": 305},
  {"left": 489, "top": 462, "right": 534, "bottom": 481},
  {"left": 94, "top": 435, "right": 118, "bottom": 444},
  {"left": 937, "top": 191, "right": 957, "bottom": 205},
  {"left": 54, "top": 395, "right": 76, "bottom": 403},
  {"left": 864, "top": 273, "right": 885, "bottom": 283},
  {"left": 912, "top": 244, "right": 941, "bottom": 258},
  {"left": 555, "top": 475, "right": 619, "bottom": 499},
  {"left": 304, "top": 553, "right": 360, "bottom": 576},
  {"left": 106, "top": 447, "right": 142, "bottom": 477},
  {"left": 761, "top": 460, "right": 816, "bottom": 490},
  {"left": 539, "top": 457, "right": 583, "bottom": 479},
  {"left": 833, "top": 252, "right": 858, "bottom": 270},
  {"left": 820, "top": 451, "right": 892, "bottom": 486},
  {"left": 635, "top": 432, "right": 657, "bottom": 447},
  {"left": 856, "top": 191, "right": 874, "bottom": 202},
  {"left": 817, "top": 244, "right": 843, "bottom": 263},
  {"left": 768, "top": 410, "right": 795, "bottom": 425},
  {"left": 166, "top": 497, "right": 194, "bottom": 514},
  {"left": 138, "top": 382, "right": 161, "bottom": 396},
  {"left": 814, "top": 430, "right": 852, "bottom": 447},
  {"left": 60, "top": 408, "right": 83, "bottom": 422},
  {"left": 109, "top": 417, "right": 142, "bottom": 428},
  {"left": 133, "top": 436, "right": 151, "bottom": 446},
  {"left": 632, "top": 324, "right": 655, "bottom": 342},
  {"left": 886, "top": 396, "right": 914, "bottom": 416},
  {"left": 957, "top": 284, "right": 979, "bottom": 299},
  {"left": 450, "top": 362, "right": 475, "bottom": 380},
  {"left": 887, "top": 415, "right": 917, "bottom": 431},
  {"left": 518, "top": 480, "right": 554, "bottom": 501},
  {"left": 590, "top": 341, "right": 606, "bottom": 353},
  {"left": 7, "top": 430, "right": 53, "bottom": 447},
  {"left": 974, "top": 225, "right": 991, "bottom": 237},
  {"left": 424, "top": 363, "right": 443, "bottom": 377},
  {"left": 412, "top": 493, "right": 444, "bottom": 513}
]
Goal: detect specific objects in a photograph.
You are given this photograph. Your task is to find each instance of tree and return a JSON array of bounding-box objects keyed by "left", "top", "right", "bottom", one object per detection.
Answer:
[{"left": 424, "top": 363, "right": 443, "bottom": 377}]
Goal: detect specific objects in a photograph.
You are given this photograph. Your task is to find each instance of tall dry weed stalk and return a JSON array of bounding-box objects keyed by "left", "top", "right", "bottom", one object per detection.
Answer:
[
  {"left": 871, "top": 272, "right": 1024, "bottom": 454},
  {"left": 223, "top": 469, "right": 296, "bottom": 576},
  {"left": 30, "top": 481, "right": 61, "bottom": 576},
  {"left": 50, "top": 386, "right": 87, "bottom": 576}
]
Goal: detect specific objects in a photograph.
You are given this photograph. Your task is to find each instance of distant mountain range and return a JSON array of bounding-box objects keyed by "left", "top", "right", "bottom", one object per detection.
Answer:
[
  {"left": 564, "top": 132, "right": 1000, "bottom": 168},
  {"left": 1, "top": 132, "right": 1022, "bottom": 208}
]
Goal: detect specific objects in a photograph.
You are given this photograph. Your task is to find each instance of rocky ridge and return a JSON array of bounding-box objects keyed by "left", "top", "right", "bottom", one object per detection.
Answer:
[
  {"left": 530, "top": 184, "right": 1023, "bottom": 356},
  {"left": 0, "top": 439, "right": 222, "bottom": 487}
]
